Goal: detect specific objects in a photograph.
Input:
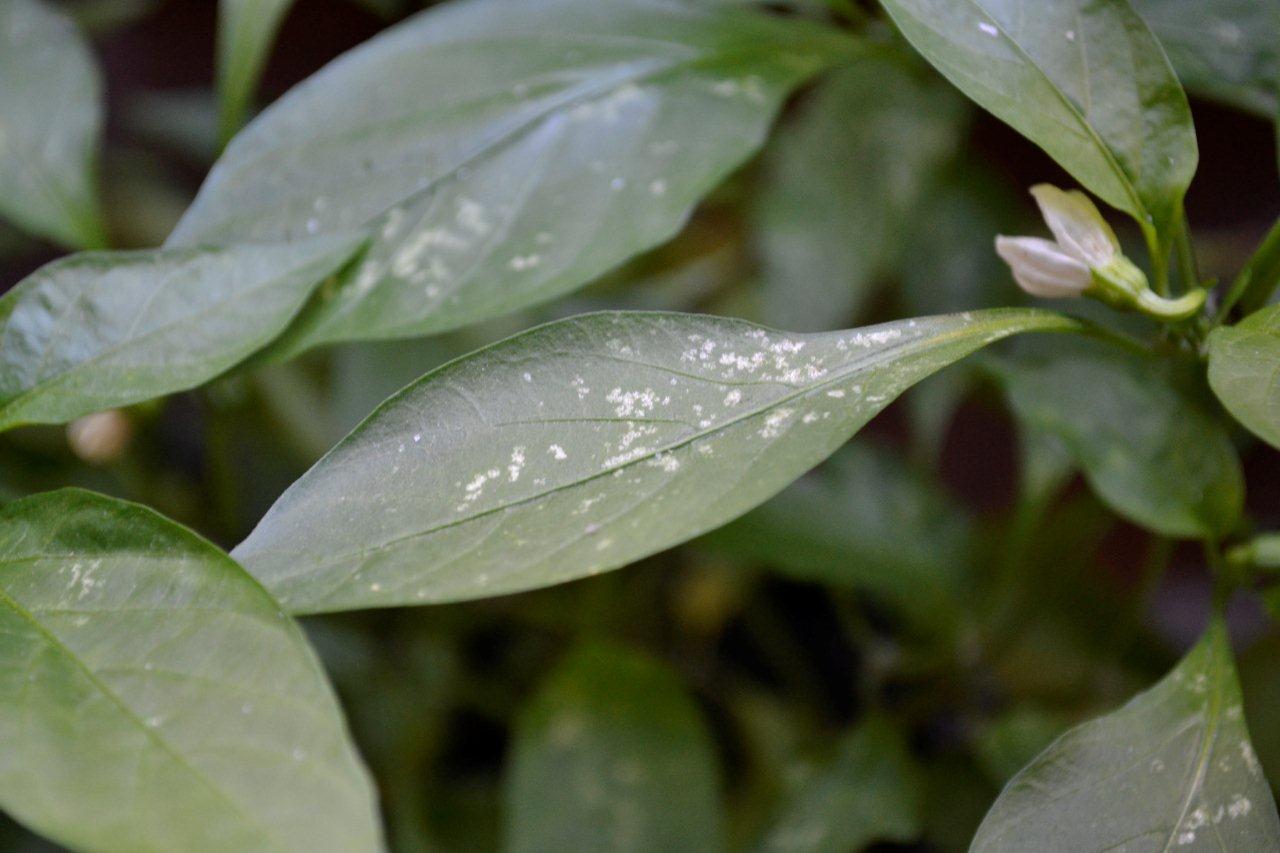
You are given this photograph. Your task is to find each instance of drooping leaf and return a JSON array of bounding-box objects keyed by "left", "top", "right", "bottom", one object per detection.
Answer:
[
  {"left": 754, "top": 53, "right": 965, "bottom": 331},
  {"left": 505, "top": 643, "right": 722, "bottom": 853},
  {"left": 168, "top": 0, "right": 855, "bottom": 356},
  {"left": 0, "top": 0, "right": 108, "bottom": 248},
  {"left": 1133, "top": 0, "right": 1279, "bottom": 116},
  {"left": 700, "top": 441, "right": 972, "bottom": 629},
  {"left": 0, "top": 235, "right": 363, "bottom": 432},
  {"left": 0, "top": 489, "right": 381, "bottom": 852},
  {"left": 994, "top": 340, "right": 1243, "bottom": 539},
  {"left": 1207, "top": 303, "right": 1280, "bottom": 449},
  {"left": 972, "top": 619, "right": 1280, "bottom": 851},
  {"left": 751, "top": 718, "right": 921, "bottom": 852},
  {"left": 232, "top": 308, "right": 1076, "bottom": 614},
  {"left": 216, "top": 0, "right": 295, "bottom": 145},
  {"left": 878, "top": 0, "right": 1197, "bottom": 250}
]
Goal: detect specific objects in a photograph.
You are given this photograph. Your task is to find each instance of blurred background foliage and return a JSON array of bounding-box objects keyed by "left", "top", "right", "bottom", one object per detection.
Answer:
[{"left": 0, "top": 0, "right": 1277, "bottom": 850}]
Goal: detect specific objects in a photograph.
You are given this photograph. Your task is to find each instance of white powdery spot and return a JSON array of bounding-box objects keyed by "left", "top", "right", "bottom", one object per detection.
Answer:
[
  {"left": 647, "top": 453, "right": 680, "bottom": 472},
  {"left": 508, "top": 254, "right": 541, "bottom": 271},
  {"left": 464, "top": 468, "right": 501, "bottom": 502},
  {"left": 508, "top": 447, "right": 526, "bottom": 482},
  {"left": 606, "top": 387, "right": 664, "bottom": 417},
  {"left": 978, "top": 21, "right": 999, "bottom": 36},
  {"left": 1228, "top": 795, "right": 1252, "bottom": 819},
  {"left": 826, "top": 389, "right": 845, "bottom": 398},
  {"left": 456, "top": 197, "right": 491, "bottom": 235},
  {"left": 723, "top": 389, "right": 742, "bottom": 407},
  {"left": 548, "top": 444, "right": 568, "bottom": 460},
  {"left": 759, "top": 408, "right": 793, "bottom": 439},
  {"left": 572, "top": 375, "right": 590, "bottom": 399}
]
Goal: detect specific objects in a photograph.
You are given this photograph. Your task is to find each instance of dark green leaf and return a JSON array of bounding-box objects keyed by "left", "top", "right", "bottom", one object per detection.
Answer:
[
  {"left": 1134, "top": 0, "right": 1279, "bottom": 116},
  {"left": 973, "top": 619, "right": 1280, "bottom": 851},
  {"left": 216, "top": 0, "right": 295, "bottom": 145},
  {"left": 0, "top": 489, "right": 381, "bottom": 852},
  {"left": 879, "top": 0, "right": 1197, "bottom": 248},
  {"left": 754, "top": 54, "right": 965, "bottom": 331},
  {"left": 0, "top": 0, "right": 107, "bottom": 248},
  {"left": 0, "top": 235, "right": 362, "bottom": 431},
  {"left": 169, "top": 0, "right": 854, "bottom": 355},
  {"left": 1208, "top": 304, "right": 1280, "bottom": 449},
  {"left": 995, "top": 341, "right": 1243, "bottom": 539},
  {"left": 505, "top": 643, "right": 722, "bottom": 853},
  {"left": 701, "top": 441, "right": 971, "bottom": 628},
  {"left": 751, "top": 718, "right": 921, "bottom": 852},
  {"left": 233, "top": 308, "right": 1076, "bottom": 613}
]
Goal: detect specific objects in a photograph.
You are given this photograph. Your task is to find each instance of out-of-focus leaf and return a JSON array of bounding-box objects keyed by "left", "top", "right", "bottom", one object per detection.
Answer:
[
  {"left": 973, "top": 619, "right": 1280, "bottom": 851},
  {"left": 67, "top": 0, "right": 159, "bottom": 35},
  {"left": 0, "top": 489, "right": 380, "bottom": 852},
  {"left": 701, "top": 441, "right": 971, "bottom": 628},
  {"left": 751, "top": 718, "right": 921, "bottom": 852},
  {"left": 168, "top": 0, "right": 855, "bottom": 356},
  {"left": 232, "top": 309, "right": 1076, "bottom": 613},
  {"left": 0, "top": 0, "right": 107, "bottom": 248},
  {"left": 216, "top": 0, "right": 296, "bottom": 145},
  {"left": 1207, "top": 304, "right": 1280, "bottom": 449},
  {"left": 973, "top": 707, "right": 1069, "bottom": 785},
  {"left": 754, "top": 54, "right": 965, "bottom": 331},
  {"left": 505, "top": 643, "right": 721, "bottom": 853},
  {"left": 1134, "top": 0, "right": 1279, "bottom": 116},
  {"left": 879, "top": 0, "right": 1197, "bottom": 252},
  {"left": 0, "top": 236, "right": 363, "bottom": 431},
  {"left": 1234, "top": 216, "right": 1280, "bottom": 316},
  {"left": 995, "top": 341, "right": 1243, "bottom": 539}
]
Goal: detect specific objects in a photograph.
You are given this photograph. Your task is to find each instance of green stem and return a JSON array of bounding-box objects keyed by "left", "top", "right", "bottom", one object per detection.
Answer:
[
  {"left": 1135, "top": 288, "right": 1206, "bottom": 321},
  {"left": 1217, "top": 215, "right": 1280, "bottom": 322},
  {"left": 1173, "top": 208, "right": 1201, "bottom": 294}
]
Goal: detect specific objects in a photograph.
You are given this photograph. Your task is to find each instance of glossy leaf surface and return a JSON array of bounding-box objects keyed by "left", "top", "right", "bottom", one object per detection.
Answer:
[
  {"left": 1207, "top": 304, "right": 1280, "bottom": 450},
  {"left": 233, "top": 309, "right": 1075, "bottom": 613},
  {"left": 170, "top": 0, "right": 853, "bottom": 354},
  {"left": 0, "top": 490, "right": 380, "bottom": 852}
]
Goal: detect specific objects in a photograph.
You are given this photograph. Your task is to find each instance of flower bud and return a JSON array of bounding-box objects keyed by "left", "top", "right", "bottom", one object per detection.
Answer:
[
  {"left": 67, "top": 410, "right": 132, "bottom": 464},
  {"left": 994, "top": 236, "right": 1091, "bottom": 298}
]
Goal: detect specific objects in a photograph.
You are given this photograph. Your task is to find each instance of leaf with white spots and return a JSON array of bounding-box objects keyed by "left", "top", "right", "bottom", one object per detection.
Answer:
[
  {"left": 0, "top": 234, "right": 363, "bottom": 432},
  {"left": 231, "top": 308, "right": 1076, "bottom": 613},
  {"left": 0, "top": 489, "right": 381, "bottom": 852},
  {"left": 879, "top": 0, "right": 1197, "bottom": 254},
  {"left": 0, "top": 0, "right": 108, "bottom": 248},
  {"left": 972, "top": 618, "right": 1280, "bottom": 851},
  {"left": 504, "top": 643, "right": 722, "bottom": 853},
  {"left": 168, "top": 0, "right": 855, "bottom": 356}
]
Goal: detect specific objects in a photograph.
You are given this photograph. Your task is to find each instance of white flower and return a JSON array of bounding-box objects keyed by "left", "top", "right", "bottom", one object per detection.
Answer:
[{"left": 995, "top": 184, "right": 1123, "bottom": 299}]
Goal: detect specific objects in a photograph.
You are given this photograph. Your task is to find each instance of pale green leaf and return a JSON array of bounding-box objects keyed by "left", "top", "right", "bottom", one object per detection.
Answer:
[
  {"left": 0, "top": 235, "right": 363, "bottom": 431},
  {"left": 0, "top": 0, "right": 107, "bottom": 248},
  {"left": 1134, "top": 0, "right": 1279, "bottom": 116},
  {"left": 168, "top": 0, "right": 855, "bottom": 355},
  {"left": 1207, "top": 303, "right": 1280, "bottom": 450},
  {"left": 995, "top": 341, "right": 1243, "bottom": 539},
  {"left": 754, "top": 54, "right": 965, "bottom": 331},
  {"left": 232, "top": 308, "right": 1076, "bottom": 614},
  {"left": 878, "top": 0, "right": 1197, "bottom": 247},
  {"left": 752, "top": 718, "right": 921, "bottom": 852},
  {"left": 973, "top": 619, "right": 1280, "bottom": 851},
  {"left": 217, "top": 0, "right": 295, "bottom": 145},
  {"left": 700, "top": 441, "right": 972, "bottom": 629},
  {"left": 0, "top": 489, "right": 381, "bottom": 853},
  {"left": 505, "top": 643, "right": 722, "bottom": 853}
]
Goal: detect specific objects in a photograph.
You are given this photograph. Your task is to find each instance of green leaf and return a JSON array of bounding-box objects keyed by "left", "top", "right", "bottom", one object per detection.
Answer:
[
  {"left": 1208, "top": 305, "right": 1280, "bottom": 450},
  {"left": 505, "top": 643, "right": 722, "bottom": 853},
  {"left": 1133, "top": 0, "right": 1279, "bottom": 116},
  {"left": 168, "top": 0, "right": 854, "bottom": 356},
  {"left": 0, "top": 0, "right": 108, "bottom": 248},
  {"left": 0, "top": 235, "right": 363, "bottom": 432},
  {"left": 233, "top": 308, "right": 1075, "bottom": 613},
  {"left": 0, "top": 489, "right": 381, "bottom": 852},
  {"left": 972, "top": 619, "right": 1280, "bottom": 851},
  {"left": 751, "top": 718, "right": 921, "bottom": 852},
  {"left": 754, "top": 54, "right": 965, "bottom": 331},
  {"left": 995, "top": 341, "right": 1243, "bottom": 539},
  {"left": 700, "top": 441, "right": 972, "bottom": 629},
  {"left": 216, "top": 0, "right": 295, "bottom": 145},
  {"left": 878, "top": 0, "right": 1197, "bottom": 250}
]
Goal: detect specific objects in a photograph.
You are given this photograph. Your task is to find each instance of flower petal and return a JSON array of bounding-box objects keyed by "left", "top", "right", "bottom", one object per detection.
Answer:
[
  {"left": 1029, "top": 184, "right": 1119, "bottom": 267},
  {"left": 995, "top": 235, "right": 1092, "bottom": 298}
]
